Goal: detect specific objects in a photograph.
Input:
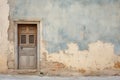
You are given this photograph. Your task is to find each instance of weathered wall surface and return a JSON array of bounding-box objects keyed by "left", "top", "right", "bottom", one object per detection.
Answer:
[
  {"left": 47, "top": 41, "right": 120, "bottom": 70},
  {"left": 9, "top": 0, "right": 120, "bottom": 54},
  {"left": 6, "top": 0, "right": 120, "bottom": 75},
  {"left": 0, "top": 0, "right": 9, "bottom": 73}
]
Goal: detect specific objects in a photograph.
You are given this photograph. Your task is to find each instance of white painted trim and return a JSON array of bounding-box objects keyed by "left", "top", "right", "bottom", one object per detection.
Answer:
[{"left": 14, "top": 20, "right": 41, "bottom": 71}]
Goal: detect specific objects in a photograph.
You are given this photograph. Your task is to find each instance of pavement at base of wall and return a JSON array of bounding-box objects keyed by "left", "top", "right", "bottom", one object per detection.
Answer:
[{"left": 0, "top": 74, "right": 120, "bottom": 80}]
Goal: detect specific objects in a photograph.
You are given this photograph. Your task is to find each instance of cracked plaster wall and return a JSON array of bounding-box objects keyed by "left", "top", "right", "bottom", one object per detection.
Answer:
[{"left": 3, "top": 0, "right": 120, "bottom": 73}]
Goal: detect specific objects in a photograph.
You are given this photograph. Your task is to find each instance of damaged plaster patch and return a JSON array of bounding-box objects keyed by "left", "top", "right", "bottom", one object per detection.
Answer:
[
  {"left": 7, "top": 42, "right": 15, "bottom": 69},
  {"left": 47, "top": 41, "right": 120, "bottom": 71}
]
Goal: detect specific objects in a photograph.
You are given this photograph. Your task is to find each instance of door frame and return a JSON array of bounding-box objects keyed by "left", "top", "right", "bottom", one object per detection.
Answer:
[{"left": 14, "top": 20, "right": 41, "bottom": 70}]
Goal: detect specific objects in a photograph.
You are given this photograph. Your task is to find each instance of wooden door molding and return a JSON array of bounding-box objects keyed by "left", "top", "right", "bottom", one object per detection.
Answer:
[{"left": 14, "top": 21, "right": 41, "bottom": 71}]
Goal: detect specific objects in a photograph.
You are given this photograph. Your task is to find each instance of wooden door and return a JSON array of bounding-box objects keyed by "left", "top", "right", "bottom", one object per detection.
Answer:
[{"left": 18, "top": 24, "right": 37, "bottom": 69}]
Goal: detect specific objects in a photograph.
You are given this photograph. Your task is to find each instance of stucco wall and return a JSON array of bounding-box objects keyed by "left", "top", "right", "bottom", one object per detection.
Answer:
[
  {"left": 0, "top": 0, "right": 9, "bottom": 73},
  {"left": 2, "top": 0, "right": 120, "bottom": 75},
  {"left": 9, "top": 0, "right": 120, "bottom": 54},
  {"left": 47, "top": 41, "right": 120, "bottom": 70}
]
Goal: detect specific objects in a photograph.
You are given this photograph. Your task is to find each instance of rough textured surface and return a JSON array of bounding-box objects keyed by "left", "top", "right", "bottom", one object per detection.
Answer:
[
  {"left": 47, "top": 41, "right": 118, "bottom": 70},
  {"left": 114, "top": 62, "right": 120, "bottom": 69},
  {"left": 9, "top": 0, "right": 120, "bottom": 55},
  {"left": 0, "top": 0, "right": 119, "bottom": 75},
  {"left": 0, "top": 0, "right": 9, "bottom": 73}
]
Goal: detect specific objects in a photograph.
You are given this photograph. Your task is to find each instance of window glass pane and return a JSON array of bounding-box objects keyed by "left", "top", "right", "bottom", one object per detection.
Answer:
[
  {"left": 21, "top": 35, "right": 26, "bottom": 44},
  {"left": 29, "top": 35, "right": 34, "bottom": 43}
]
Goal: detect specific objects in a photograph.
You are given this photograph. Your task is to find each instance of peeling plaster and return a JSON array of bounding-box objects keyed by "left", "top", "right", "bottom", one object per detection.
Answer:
[
  {"left": 47, "top": 41, "right": 120, "bottom": 70},
  {"left": 5, "top": 0, "right": 120, "bottom": 75},
  {"left": 8, "top": 0, "right": 120, "bottom": 54}
]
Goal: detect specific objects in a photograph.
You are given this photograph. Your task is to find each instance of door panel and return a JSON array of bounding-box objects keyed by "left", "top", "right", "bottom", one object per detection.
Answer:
[{"left": 18, "top": 24, "right": 37, "bottom": 69}]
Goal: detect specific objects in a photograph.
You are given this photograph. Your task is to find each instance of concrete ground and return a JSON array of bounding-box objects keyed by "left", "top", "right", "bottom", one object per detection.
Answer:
[{"left": 0, "top": 74, "right": 120, "bottom": 80}]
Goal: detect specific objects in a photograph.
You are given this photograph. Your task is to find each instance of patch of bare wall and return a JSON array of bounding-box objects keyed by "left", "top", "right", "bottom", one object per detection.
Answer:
[
  {"left": 0, "top": 0, "right": 9, "bottom": 73},
  {"left": 41, "top": 41, "right": 120, "bottom": 76}
]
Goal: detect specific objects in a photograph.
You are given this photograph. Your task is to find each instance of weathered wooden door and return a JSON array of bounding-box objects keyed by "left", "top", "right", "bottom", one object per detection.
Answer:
[{"left": 18, "top": 24, "right": 37, "bottom": 69}]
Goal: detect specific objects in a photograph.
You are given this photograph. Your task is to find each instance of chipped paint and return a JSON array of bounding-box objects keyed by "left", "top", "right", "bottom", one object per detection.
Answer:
[
  {"left": 0, "top": 0, "right": 119, "bottom": 75},
  {"left": 114, "top": 62, "right": 120, "bottom": 69},
  {"left": 47, "top": 41, "right": 120, "bottom": 70},
  {"left": 8, "top": 0, "right": 120, "bottom": 55}
]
